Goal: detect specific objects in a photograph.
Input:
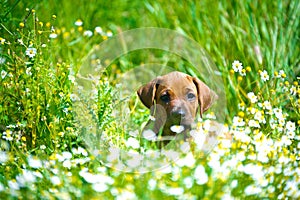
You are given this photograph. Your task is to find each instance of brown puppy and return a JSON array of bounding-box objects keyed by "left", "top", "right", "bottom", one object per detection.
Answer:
[{"left": 137, "top": 71, "right": 216, "bottom": 139}]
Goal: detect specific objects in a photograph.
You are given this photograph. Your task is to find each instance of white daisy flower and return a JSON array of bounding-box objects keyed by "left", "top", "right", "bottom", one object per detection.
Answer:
[
  {"left": 75, "top": 19, "right": 83, "bottom": 26},
  {"left": 25, "top": 47, "right": 37, "bottom": 58},
  {"left": 248, "top": 119, "right": 260, "bottom": 128},
  {"left": 233, "top": 116, "right": 245, "bottom": 127},
  {"left": 286, "top": 121, "right": 295, "bottom": 133},
  {"left": 247, "top": 92, "right": 258, "bottom": 103},
  {"left": 260, "top": 70, "right": 269, "bottom": 82},
  {"left": 1, "top": 70, "right": 7, "bottom": 79},
  {"left": 232, "top": 60, "right": 243, "bottom": 72},
  {"left": 83, "top": 30, "right": 93, "bottom": 37}
]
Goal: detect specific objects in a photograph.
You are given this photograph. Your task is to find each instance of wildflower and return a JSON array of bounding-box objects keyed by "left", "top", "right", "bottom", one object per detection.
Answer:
[
  {"left": 190, "top": 130, "right": 206, "bottom": 150},
  {"left": 0, "top": 37, "right": 5, "bottom": 45},
  {"left": 148, "top": 179, "right": 157, "bottom": 190},
  {"left": 248, "top": 119, "right": 260, "bottom": 128},
  {"left": 247, "top": 92, "right": 258, "bottom": 103},
  {"left": 245, "top": 185, "right": 262, "bottom": 195},
  {"left": 238, "top": 111, "right": 245, "bottom": 118},
  {"left": 176, "top": 152, "right": 195, "bottom": 167},
  {"left": 62, "top": 151, "right": 72, "bottom": 160},
  {"left": 238, "top": 102, "right": 245, "bottom": 110},
  {"left": 50, "top": 176, "right": 61, "bottom": 185},
  {"left": 49, "top": 33, "right": 58, "bottom": 39},
  {"left": 285, "top": 121, "right": 295, "bottom": 132},
  {"left": 68, "top": 74, "right": 75, "bottom": 83},
  {"left": 63, "top": 160, "right": 72, "bottom": 168},
  {"left": 28, "top": 157, "right": 42, "bottom": 169},
  {"left": 194, "top": 165, "right": 208, "bottom": 185},
  {"left": 260, "top": 70, "right": 269, "bottom": 82},
  {"left": 83, "top": 30, "right": 93, "bottom": 37},
  {"left": 107, "top": 31, "right": 113, "bottom": 37},
  {"left": 0, "top": 57, "right": 6, "bottom": 64},
  {"left": 290, "top": 86, "right": 297, "bottom": 95},
  {"left": 92, "top": 182, "right": 108, "bottom": 192},
  {"left": 79, "top": 170, "right": 114, "bottom": 186},
  {"left": 26, "top": 67, "right": 32, "bottom": 76},
  {"left": 205, "top": 112, "right": 216, "bottom": 119},
  {"left": 63, "top": 107, "right": 69, "bottom": 114},
  {"left": 16, "top": 170, "right": 37, "bottom": 187},
  {"left": 95, "top": 26, "right": 103, "bottom": 34},
  {"left": 18, "top": 39, "right": 24, "bottom": 45},
  {"left": 165, "top": 187, "right": 184, "bottom": 196},
  {"left": 125, "top": 137, "right": 140, "bottom": 149},
  {"left": 273, "top": 108, "right": 283, "bottom": 119},
  {"left": 70, "top": 93, "right": 79, "bottom": 101},
  {"left": 40, "top": 145, "right": 46, "bottom": 150},
  {"left": 142, "top": 129, "right": 157, "bottom": 141},
  {"left": 2, "top": 130, "right": 13, "bottom": 141},
  {"left": 0, "top": 151, "right": 8, "bottom": 163},
  {"left": 75, "top": 19, "right": 83, "bottom": 26},
  {"left": 258, "top": 100, "right": 272, "bottom": 110},
  {"left": 286, "top": 121, "right": 295, "bottom": 139},
  {"left": 232, "top": 116, "right": 245, "bottom": 127},
  {"left": 1, "top": 70, "right": 7, "bottom": 79},
  {"left": 58, "top": 131, "right": 64, "bottom": 137},
  {"left": 254, "top": 111, "right": 266, "bottom": 124},
  {"left": 170, "top": 125, "right": 185, "bottom": 134},
  {"left": 277, "top": 70, "right": 286, "bottom": 79},
  {"left": 240, "top": 68, "right": 246, "bottom": 76},
  {"left": 8, "top": 180, "right": 19, "bottom": 191},
  {"left": 25, "top": 47, "right": 37, "bottom": 58},
  {"left": 232, "top": 60, "right": 243, "bottom": 72},
  {"left": 183, "top": 177, "right": 194, "bottom": 189},
  {"left": 149, "top": 115, "right": 156, "bottom": 121}
]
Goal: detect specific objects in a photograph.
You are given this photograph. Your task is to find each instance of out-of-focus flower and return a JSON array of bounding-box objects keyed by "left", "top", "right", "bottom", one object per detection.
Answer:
[
  {"left": 83, "top": 30, "right": 93, "bottom": 37},
  {"left": 28, "top": 157, "right": 42, "bottom": 169},
  {"left": 49, "top": 33, "right": 58, "bottom": 39},
  {"left": 95, "top": 26, "right": 103, "bottom": 34},
  {"left": 194, "top": 165, "right": 208, "bottom": 185},
  {"left": 75, "top": 19, "right": 83, "bottom": 26},
  {"left": 125, "top": 137, "right": 140, "bottom": 149}
]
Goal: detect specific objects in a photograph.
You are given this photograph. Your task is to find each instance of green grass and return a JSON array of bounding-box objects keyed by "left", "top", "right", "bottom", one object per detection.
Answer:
[{"left": 0, "top": 0, "right": 299, "bottom": 199}]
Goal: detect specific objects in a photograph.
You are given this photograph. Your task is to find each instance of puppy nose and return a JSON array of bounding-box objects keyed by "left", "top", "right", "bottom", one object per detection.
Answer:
[{"left": 171, "top": 108, "right": 186, "bottom": 117}]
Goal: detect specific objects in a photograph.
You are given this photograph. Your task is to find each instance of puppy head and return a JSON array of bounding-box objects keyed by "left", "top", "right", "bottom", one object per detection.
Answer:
[{"left": 137, "top": 71, "right": 216, "bottom": 125}]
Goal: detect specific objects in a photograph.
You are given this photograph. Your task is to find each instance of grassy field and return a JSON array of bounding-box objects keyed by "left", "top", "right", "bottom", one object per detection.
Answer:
[{"left": 0, "top": 0, "right": 299, "bottom": 199}]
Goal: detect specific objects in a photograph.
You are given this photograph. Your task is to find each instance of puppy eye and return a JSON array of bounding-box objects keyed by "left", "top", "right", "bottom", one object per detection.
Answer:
[
  {"left": 160, "top": 94, "right": 170, "bottom": 103},
  {"left": 187, "top": 93, "right": 196, "bottom": 100}
]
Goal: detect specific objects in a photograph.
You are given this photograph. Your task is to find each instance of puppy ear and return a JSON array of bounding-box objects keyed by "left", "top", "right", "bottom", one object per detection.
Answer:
[
  {"left": 193, "top": 77, "right": 218, "bottom": 117},
  {"left": 137, "top": 78, "right": 160, "bottom": 108}
]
